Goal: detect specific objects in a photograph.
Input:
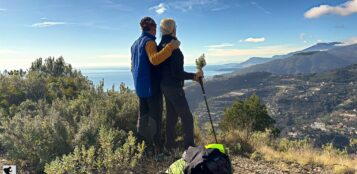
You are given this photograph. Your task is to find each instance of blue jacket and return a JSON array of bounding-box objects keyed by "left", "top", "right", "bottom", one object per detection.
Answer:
[{"left": 131, "top": 32, "right": 157, "bottom": 98}]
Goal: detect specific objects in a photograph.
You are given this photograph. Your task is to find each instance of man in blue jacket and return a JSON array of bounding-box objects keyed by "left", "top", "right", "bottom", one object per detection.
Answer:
[{"left": 131, "top": 17, "right": 180, "bottom": 148}]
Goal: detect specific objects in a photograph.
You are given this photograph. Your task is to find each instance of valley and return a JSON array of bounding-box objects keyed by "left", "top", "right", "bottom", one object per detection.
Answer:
[{"left": 186, "top": 64, "right": 357, "bottom": 148}]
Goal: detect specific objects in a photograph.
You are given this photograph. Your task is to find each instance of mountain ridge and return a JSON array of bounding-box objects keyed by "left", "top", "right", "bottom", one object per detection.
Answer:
[
  {"left": 218, "top": 42, "right": 344, "bottom": 71},
  {"left": 233, "top": 43, "right": 357, "bottom": 75}
]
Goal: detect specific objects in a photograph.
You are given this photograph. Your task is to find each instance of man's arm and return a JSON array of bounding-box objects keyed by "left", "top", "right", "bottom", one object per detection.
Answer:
[
  {"left": 170, "top": 50, "right": 195, "bottom": 80},
  {"left": 145, "top": 40, "right": 176, "bottom": 66}
]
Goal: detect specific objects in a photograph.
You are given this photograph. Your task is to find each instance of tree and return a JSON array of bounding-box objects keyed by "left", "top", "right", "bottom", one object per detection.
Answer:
[{"left": 220, "top": 94, "right": 277, "bottom": 138}]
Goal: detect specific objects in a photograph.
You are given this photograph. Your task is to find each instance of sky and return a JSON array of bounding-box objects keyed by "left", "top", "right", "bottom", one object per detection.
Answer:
[{"left": 0, "top": 0, "right": 357, "bottom": 70}]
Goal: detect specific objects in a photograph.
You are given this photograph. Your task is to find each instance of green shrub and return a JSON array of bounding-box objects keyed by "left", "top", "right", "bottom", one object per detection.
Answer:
[
  {"left": 0, "top": 57, "right": 140, "bottom": 173},
  {"left": 250, "top": 151, "right": 263, "bottom": 161},
  {"left": 220, "top": 94, "right": 276, "bottom": 139},
  {"left": 276, "top": 138, "right": 311, "bottom": 152},
  {"left": 322, "top": 143, "right": 348, "bottom": 157},
  {"left": 250, "top": 130, "right": 275, "bottom": 147},
  {"left": 44, "top": 127, "right": 145, "bottom": 174},
  {"left": 220, "top": 130, "right": 254, "bottom": 155},
  {"left": 0, "top": 114, "right": 71, "bottom": 172}
]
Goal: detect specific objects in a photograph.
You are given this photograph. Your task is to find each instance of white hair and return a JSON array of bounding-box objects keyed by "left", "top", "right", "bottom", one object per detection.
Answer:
[{"left": 160, "top": 18, "right": 176, "bottom": 36}]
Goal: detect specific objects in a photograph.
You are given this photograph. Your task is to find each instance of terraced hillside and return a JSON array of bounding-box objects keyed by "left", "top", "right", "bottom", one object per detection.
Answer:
[{"left": 185, "top": 64, "right": 357, "bottom": 147}]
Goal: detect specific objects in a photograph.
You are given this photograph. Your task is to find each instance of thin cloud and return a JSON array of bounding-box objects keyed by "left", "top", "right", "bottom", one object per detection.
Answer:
[
  {"left": 75, "top": 22, "right": 120, "bottom": 30},
  {"left": 31, "top": 21, "right": 67, "bottom": 28},
  {"left": 103, "top": 0, "right": 133, "bottom": 12},
  {"left": 206, "top": 45, "right": 303, "bottom": 58},
  {"left": 169, "top": 0, "right": 217, "bottom": 12},
  {"left": 30, "top": 20, "right": 119, "bottom": 30},
  {"left": 211, "top": 5, "right": 229, "bottom": 11},
  {"left": 240, "top": 37, "right": 266, "bottom": 43},
  {"left": 0, "top": 8, "right": 7, "bottom": 12},
  {"left": 251, "top": 1, "right": 271, "bottom": 14},
  {"left": 305, "top": 0, "right": 357, "bottom": 19},
  {"left": 150, "top": 3, "right": 167, "bottom": 15},
  {"left": 150, "top": 0, "right": 220, "bottom": 13},
  {"left": 205, "top": 43, "right": 235, "bottom": 48},
  {"left": 338, "top": 36, "right": 357, "bottom": 46}
]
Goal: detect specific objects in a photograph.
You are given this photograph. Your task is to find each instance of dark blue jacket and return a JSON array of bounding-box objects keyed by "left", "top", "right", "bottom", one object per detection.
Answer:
[
  {"left": 131, "top": 32, "right": 160, "bottom": 97},
  {"left": 158, "top": 35, "right": 195, "bottom": 87}
]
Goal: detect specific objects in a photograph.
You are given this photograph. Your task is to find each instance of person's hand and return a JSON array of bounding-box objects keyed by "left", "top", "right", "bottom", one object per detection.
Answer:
[
  {"left": 170, "top": 39, "right": 181, "bottom": 50},
  {"left": 193, "top": 70, "right": 204, "bottom": 82}
]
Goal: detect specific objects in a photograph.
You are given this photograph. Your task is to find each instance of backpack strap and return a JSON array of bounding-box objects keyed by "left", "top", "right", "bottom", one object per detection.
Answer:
[{"left": 205, "top": 144, "right": 225, "bottom": 154}]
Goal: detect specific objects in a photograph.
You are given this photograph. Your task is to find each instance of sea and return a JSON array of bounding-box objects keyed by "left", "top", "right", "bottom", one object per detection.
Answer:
[{"left": 80, "top": 65, "right": 233, "bottom": 90}]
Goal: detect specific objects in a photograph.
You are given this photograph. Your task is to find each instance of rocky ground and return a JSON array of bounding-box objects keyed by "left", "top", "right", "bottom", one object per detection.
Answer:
[{"left": 231, "top": 156, "right": 331, "bottom": 174}]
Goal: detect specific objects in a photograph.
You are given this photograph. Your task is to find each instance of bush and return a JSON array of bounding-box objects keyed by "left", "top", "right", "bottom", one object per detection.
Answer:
[
  {"left": 220, "top": 94, "right": 277, "bottom": 139},
  {"left": 0, "top": 57, "right": 140, "bottom": 173},
  {"left": 250, "top": 130, "right": 275, "bottom": 147},
  {"left": 250, "top": 151, "right": 263, "bottom": 161},
  {"left": 0, "top": 57, "right": 91, "bottom": 118},
  {"left": 276, "top": 138, "right": 311, "bottom": 152},
  {"left": 220, "top": 130, "right": 254, "bottom": 155},
  {"left": 322, "top": 143, "right": 348, "bottom": 158},
  {"left": 0, "top": 114, "right": 71, "bottom": 172},
  {"left": 44, "top": 127, "right": 145, "bottom": 174}
]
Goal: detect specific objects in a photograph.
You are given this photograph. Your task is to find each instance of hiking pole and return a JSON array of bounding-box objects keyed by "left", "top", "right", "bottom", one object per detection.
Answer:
[
  {"left": 198, "top": 78, "right": 218, "bottom": 144},
  {"left": 195, "top": 54, "right": 218, "bottom": 144}
]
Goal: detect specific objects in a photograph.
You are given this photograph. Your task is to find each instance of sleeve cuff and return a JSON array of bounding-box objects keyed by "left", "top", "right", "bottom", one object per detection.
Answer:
[
  {"left": 189, "top": 73, "right": 195, "bottom": 80},
  {"left": 166, "top": 43, "right": 175, "bottom": 51}
]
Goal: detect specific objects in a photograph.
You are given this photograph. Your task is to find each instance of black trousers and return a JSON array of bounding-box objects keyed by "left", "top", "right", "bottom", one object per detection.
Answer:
[
  {"left": 161, "top": 86, "right": 194, "bottom": 149},
  {"left": 137, "top": 92, "right": 163, "bottom": 147}
]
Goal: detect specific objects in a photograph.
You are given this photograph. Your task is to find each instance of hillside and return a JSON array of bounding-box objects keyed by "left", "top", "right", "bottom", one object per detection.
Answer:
[
  {"left": 234, "top": 44, "right": 357, "bottom": 75},
  {"left": 1, "top": 57, "right": 356, "bottom": 173},
  {"left": 185, "top": 64, "right": 357, "bottom": 147}
]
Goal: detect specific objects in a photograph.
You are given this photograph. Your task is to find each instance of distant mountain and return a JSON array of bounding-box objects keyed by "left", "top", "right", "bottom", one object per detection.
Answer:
[
  {"left": 235, "top": 43, "right": 357, "bottom": 75},
  {"left": 220, "top": 42, "right": 343, "bottom": 71},
  {"left": 300, "top": 42, "right": 342, "bottom": 52},
  {"left": 272, "top": 42, "right": 342, "bottom": 59},
  {"left": 185, "top": 64, "right": 357, "bottom": 147},
  {"left": 237, "top": 57, "right": 272, "bottom": 68},
  {"left": 215, "top": 57, "right": 271, "bottom": 71}
]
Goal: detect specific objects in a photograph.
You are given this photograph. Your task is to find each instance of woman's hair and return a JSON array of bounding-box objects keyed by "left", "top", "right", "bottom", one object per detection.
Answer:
[{"left": 160, "top": 18, "right": 176, "bottom": 36}]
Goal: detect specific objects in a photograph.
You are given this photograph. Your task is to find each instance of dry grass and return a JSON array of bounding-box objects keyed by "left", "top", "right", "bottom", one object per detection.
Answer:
[
  {"left": 221, "top": 130, "right": 357, "bottom": 173},
  {"left": 256, "top": 141, "right": 357, "bottom": 173},
  {"left": 333, "top": 165, "right": 356, "bottom": 174},
  {"left": 137, "top": 148, "right": 184, "bottom": 174}
]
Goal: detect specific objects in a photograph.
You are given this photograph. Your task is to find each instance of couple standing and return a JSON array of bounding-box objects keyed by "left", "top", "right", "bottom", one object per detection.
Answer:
[{"left": 131, "top": 17, "right": 203, "bottom": 151}]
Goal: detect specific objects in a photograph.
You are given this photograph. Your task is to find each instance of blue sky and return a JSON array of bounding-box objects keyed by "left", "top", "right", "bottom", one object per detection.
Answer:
[{"left": 0, "top": 0, "right": 357, "bottom": 70}]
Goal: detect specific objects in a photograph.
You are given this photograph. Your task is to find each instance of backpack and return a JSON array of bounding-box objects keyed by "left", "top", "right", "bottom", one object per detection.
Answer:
[{"left": 183, "top": 145, "right": 233, "bottom": 174}]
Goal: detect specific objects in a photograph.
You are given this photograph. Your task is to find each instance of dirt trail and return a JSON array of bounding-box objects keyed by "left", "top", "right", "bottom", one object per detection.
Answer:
[{"left": 231, "top": 156, "right": 332, "bottom": 174}]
